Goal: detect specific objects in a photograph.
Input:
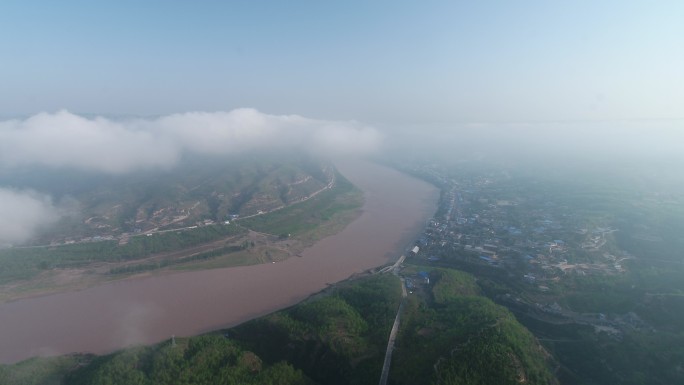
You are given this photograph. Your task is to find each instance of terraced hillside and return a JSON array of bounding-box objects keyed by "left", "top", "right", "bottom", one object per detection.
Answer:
[{"left": 0, "top": 153, "right": 332, "bottom": 246}]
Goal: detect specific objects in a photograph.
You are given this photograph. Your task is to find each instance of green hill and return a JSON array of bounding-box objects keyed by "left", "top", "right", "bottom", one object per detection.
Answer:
[
  {"left": 0, "top": 152, "right": 332, "bottom": 245},
  {"left": 0, "top": 153, "right": 364, "bottom": 298},
  {"left": 0, "top": 271, "right": 557, "bottom": 385},
  {"left": 391, "top": 268, "right": 558, "bottom": 385}
]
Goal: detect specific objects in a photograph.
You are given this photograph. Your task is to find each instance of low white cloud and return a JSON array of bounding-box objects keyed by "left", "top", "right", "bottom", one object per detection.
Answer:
[
  {"left": 0, "top": 108, "right": 382, "bottom": 174},
  {"left": 0, "top": 189, "right": 61, "bottom": 245},
  {"left": 0, "top": 111, "right": 178, "bottom": 174},
  {"left": 0, "top": 108, "right": 381, "bottom": 244}
]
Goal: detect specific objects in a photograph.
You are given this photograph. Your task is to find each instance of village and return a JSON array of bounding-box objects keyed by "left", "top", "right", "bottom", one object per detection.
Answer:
[
  {"left": 395, "top": 163, "right": 645, "bottom": 339},
  {"left": 407, "top": 165, "right": 629, "bottom": 276}
]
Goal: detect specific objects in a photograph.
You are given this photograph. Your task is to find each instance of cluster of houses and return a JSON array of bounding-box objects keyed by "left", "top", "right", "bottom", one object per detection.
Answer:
[{"left": 404, "top": 165, "right": 630, "bottom": 290}]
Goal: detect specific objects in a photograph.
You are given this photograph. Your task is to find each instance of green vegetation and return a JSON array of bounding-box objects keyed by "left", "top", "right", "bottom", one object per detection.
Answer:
[
  {"left": 0, "top": 356, "right": 80, "bottom": 385},
  {"left": 557, "top": 263, "right": 684, "bottom": 329},
  {"left": 1, "top": 337, "right": 313, "bottom": 385},
  {"left": 0, "top": 274, "right": 401, "bottom": 385},
  {"left": 1, "top": 153, "right": 333, "bottom": 244},
  {"left": 107, "top": 245, "right": 245, "bottom": 275},
  {"left": 231, "top": 274, "right": 402, "bottom": 385},
  {"left": 414, "top": 250, "right": 684, "bottom": 385},
  {"left": 0, "top": 224, "right": 245, "bottom": 285},
  {"left": 430, "top": 268, "right": 480, "bottom": 304},
  {"left": 239, "top": 171, "right": 362, "bottom": 238},
  {"left": 66, "top": 336, "right": 311, "bottom": 385},
  {"left": 0, "top": 164, "right": 363, "bottom": 290},
  {"left": 531, "top": 268, "right": 684, "bottom": 385},
  {"left": 391, "top": 267, "right": 557, "bottom": 385},
  {"left": 0, "top": 269, "right": 561, "bottom": 385},
  {"left": 520, "top": 319, "right": 684, "bottom": 385}
]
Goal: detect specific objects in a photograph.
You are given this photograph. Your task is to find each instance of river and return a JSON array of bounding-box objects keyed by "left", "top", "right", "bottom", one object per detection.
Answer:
[{"left": 0, "top": 160, "right": 439, "bottom": 363}]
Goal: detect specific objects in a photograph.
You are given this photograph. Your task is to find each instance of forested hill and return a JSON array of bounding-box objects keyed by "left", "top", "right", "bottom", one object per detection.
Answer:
[{"left": 0, "top": 270, "right": 557, "bottom": 385}]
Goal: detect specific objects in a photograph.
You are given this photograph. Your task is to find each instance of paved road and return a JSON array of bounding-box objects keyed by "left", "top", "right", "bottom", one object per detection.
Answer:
[
  {"left": 378, "top": 255, "right": 406, "bottom": 274},
  {"left": 379, "top": 276, "right": 407, "bottom": 385}
]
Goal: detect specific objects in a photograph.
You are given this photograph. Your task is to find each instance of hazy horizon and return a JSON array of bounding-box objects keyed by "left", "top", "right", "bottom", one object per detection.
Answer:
[{"left": 1, "top": 1, "right": 682, "bottom": 245}]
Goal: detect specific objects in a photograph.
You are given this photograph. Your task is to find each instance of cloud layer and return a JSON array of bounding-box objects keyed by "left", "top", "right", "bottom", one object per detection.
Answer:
[
  {"left": 0, "top": 188, "right": 60, "bottom": 246},
  {"left": 0, "top": 109, "right": 382, "bottom": 244},
  {"left": 0, "top": 108, "right": 382, "bottom": 173}
]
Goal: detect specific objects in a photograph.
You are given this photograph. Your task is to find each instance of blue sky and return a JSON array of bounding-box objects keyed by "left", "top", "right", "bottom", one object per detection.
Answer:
[{"left": 1, "top": 1, "right": 682, "bottom": 124}]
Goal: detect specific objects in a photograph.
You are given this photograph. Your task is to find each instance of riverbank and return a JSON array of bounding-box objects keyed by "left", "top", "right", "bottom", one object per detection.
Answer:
[
  {"left": 0, "top": 159, "right": 439, "bottom": 363},
  {"left": 0, "top": 170, "right": 363, "bottom": 304}
]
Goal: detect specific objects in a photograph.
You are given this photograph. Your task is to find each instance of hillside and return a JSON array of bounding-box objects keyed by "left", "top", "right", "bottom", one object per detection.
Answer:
[
  {"left": 0, "top": 154, "right": 364, "bottom": 302},
  {"left": 0, "top": 153, "right": 332, "bottom": 246},
  {"left": 392, "top": 268, "right": 558, "bottom": 385},
  {"left": 0, "top": 271, "right": 557, "bottom": 385},
  {"left": 0, "top": 337, "right": 313, "bottom": 385}
]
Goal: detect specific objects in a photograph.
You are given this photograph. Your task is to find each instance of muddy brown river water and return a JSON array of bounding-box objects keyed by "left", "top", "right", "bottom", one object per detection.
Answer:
[{"left": 0, "top": 160, "right": 438, "bottom": 363}]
